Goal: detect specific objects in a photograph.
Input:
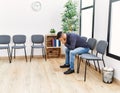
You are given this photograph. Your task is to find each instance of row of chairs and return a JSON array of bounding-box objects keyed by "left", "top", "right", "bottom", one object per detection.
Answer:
[
  {"left": 0, "top": 35, "right": 46, "bottom": 63},
  {"left": 77, "top": 37, "right": 108, "bottom": 81}
]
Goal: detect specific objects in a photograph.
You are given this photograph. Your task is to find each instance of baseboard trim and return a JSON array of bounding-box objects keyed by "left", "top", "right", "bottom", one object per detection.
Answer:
[
  {"left": 0, "top": 55, "right": 44, "bottom": 59},
  {"left": 1, "top": 55, "right": 65, "bottom": 59}
]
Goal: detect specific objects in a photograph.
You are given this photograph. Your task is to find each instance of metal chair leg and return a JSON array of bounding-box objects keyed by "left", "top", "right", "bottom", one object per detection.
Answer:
[
  {"left": 84, "top": 60, "right": 87, "bottom": 81},
  {"left": 43, "top": 48, "right": 46, "bottom": 61},
  {"left": 42, "top": 48, "right": 44, "bottom": 58},
  {"left": 77, "top": 55, "right": 79, "bottom": 73},
  {"left": 10, "top": 48, "right": 13, "bottom": 62},
  {"left": 24, "top": 48, "right": 27, "bottom": 62},
  {"left": 7, "top": 48, "right": 11, "bottom": 63},
  {"left": 14, "top": 49, "right": 15, "bottom": 58},
  {"left": 77, "top": 56, "right": 81, "bottom": 73},
  {"left": 97, "top": 60, "right": 101, "bottom": 73},
  {"left": 30, "top": 47, "right": 33, "bottom": 62},
  {"left": 93, "top": 60, "right": 97, "bottom": 71},
  {"left": 102, "top": 59, "right": 106, "bottom": 67},
  {"left": 32, "top": 48, "right": 34, "bottom": 58}
]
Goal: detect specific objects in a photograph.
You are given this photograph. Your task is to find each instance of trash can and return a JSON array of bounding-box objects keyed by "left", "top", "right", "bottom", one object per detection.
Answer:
[{"left": 102, "top": 67, "right": 114, "bottom": 84}]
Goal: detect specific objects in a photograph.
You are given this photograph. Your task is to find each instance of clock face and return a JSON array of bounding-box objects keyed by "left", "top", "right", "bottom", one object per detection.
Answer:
[{"left": 31, "top": 1, "right": 41, "bottom": 11}]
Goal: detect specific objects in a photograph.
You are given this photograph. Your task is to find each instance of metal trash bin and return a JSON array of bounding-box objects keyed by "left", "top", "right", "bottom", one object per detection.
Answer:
[{"left": 102, "top": 67, "right": 114, "bottom": 84}]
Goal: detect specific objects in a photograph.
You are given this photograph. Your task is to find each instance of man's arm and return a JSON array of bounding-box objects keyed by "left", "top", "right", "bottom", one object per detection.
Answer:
[{"left": 65, "top": 35, "right": 76, "bottom": 50}]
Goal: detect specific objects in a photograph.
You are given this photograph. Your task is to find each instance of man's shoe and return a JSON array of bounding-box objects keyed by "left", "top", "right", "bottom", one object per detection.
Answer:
[
  {"left": 64, "top": 68, "right": 75, "bottom": 74},
  {"left": 60, "top": 64, "right": 70, "bottom": 68}
]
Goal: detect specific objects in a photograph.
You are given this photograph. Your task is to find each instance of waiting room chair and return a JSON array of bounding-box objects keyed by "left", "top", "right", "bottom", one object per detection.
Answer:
[
  {"left": 81, "top": 36, "right": 87, "bottom": 41},
  {"left": 77, "top": 38, "right": 97, "bottom": 73},
  {"left": 76, "top": 36, "right": 88, "bottom": 64},
  {"left": 30, "top": 35, "right": 46, "bottom": 62},
  {"left": 10, "top": 35, "right": 27, "bottom": 62},
  {"left": 79, "top": 40, "right": 108, "bottom": 81},
  {"left": 0, "top": 35, "right": 11, "bottom": 63}
]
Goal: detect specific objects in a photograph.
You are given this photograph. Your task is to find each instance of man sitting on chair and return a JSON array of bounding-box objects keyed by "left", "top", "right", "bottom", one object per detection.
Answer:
[{"left": 56, "top": 31, "right": 90, "bottom": 74}]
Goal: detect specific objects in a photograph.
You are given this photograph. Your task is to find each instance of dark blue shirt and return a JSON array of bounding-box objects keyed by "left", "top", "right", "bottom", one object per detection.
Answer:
[{"left": 65, "top": 33, "right": 89, "bottom": 50}]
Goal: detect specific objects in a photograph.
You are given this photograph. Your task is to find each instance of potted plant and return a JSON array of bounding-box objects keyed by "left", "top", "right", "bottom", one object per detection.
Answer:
[
  {"left": 61, "top": 0, "right": 78, "bottom": 33},
  {"left": 50, "top": 28, "right": 56, "bottom": 34}
]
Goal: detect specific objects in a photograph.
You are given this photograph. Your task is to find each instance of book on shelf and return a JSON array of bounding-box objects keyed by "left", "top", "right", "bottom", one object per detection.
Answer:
[{"left": 52, "top": 38, "right": 61, "bottom": 47}]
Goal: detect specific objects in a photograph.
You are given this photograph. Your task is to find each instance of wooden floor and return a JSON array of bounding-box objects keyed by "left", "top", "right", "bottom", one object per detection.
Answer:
[{"left": 0, "top": 57, "right": 120, "bottom": 93}]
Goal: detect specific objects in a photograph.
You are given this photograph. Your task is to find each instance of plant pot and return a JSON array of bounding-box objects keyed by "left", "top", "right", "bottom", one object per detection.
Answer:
[{"left": 50, "top": 33, "right": 55, "bottom": 35}]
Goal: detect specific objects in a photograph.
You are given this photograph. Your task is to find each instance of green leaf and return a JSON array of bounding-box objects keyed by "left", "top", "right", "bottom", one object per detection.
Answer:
[{"left": 61, "top": 0, "right": 78, "bottom": 33}]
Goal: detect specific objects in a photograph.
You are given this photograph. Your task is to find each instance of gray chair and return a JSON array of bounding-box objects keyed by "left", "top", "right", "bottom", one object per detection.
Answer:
[
  {"left": 30, "top": 35, "right": 46, "bottom": 62},
  {"left": 76, "top": 36, "right": 87, "bottom": 64},
  {"left": 0, "top": 35, "right": 11, "bottom": 63},
  {"left": 77, "top": 38, "right": 97, "bottom": 73},
  {"left": 81, "top": 36, "right": 87, "bottom": 41},
  {"left": 79, "top": 40, "right": 108, "bottom": 81},
  {"left": 10, "top": 35, "right": 27, "bottom": 62}
]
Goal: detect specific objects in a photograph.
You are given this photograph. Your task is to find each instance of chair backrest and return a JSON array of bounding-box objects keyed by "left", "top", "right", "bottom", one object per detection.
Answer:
[
  {"left": 87, "top": 38, "right": 97, "bottom": 50},
  {"left": 0, "top": 35, "right": 10, "bottom": 44},
  {"left": 13, "top": 35, "right": 26, "bottom": 44},
  {"left": 81, "top": 36, "right": 87, "bottom": 41},
  {"left": 96, "top": 40, "right": 108, "bottom": 54},
  {"left": 31, "top": 35, "right": 44, "bottom": 44}
]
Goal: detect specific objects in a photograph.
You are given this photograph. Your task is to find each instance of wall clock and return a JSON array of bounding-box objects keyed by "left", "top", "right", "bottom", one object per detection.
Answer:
[{"left": 31, "top": 1, "right": 41, "bottom": 11}]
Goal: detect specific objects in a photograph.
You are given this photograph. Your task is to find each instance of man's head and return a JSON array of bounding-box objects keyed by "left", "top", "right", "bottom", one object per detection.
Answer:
[
  {"left": 56, "top": 31, "right": 66, "bottom": 44},
  {"left": 56, "top": 31, "right": 63, "bottom": 39}
]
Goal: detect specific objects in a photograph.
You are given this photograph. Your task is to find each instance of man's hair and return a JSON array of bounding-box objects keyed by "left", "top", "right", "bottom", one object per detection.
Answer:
[{"left": 56, "top": 31, "right": 63, "bottom": 39}]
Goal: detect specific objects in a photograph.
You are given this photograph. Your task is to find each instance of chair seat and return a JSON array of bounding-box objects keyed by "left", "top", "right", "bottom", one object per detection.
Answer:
[
  {"left": 30, "top": 34, "right": 46, "bottom": 62},
  {"left": 81, "top": 53, "right": 101, "bottom": 60},
  {"left": 12, "top": 45, "right": 25, "bottom": 49},
  {"left": 0, "top": 46, "right": 9, "bottom": 49},
  {"left": 31, "top": 45, "right": 44, "bottom": 48}
]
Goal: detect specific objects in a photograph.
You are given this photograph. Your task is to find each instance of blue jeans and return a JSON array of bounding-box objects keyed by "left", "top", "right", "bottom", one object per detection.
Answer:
[{"left": 65, "top": 47, "right": 89, "bottom": 70}]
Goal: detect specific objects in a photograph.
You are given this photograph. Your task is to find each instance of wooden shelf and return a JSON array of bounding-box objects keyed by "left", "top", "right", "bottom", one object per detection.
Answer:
[
  {"left": 45, "top": 35, "right": 61, "bottom": 60},
  {"left": 46, "top": 47, "right": 61, "bottom": 48}
]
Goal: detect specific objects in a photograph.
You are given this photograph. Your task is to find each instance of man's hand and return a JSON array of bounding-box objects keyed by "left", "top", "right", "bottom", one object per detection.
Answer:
[{"left": 59, "top": 38, "right": 66, "bottom": 44}]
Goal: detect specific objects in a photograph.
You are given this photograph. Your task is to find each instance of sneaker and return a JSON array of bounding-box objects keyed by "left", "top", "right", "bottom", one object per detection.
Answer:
[
  {"left": 64, "top": 68, "right": 75, "bottom": 74},
  {"left": 60, "top": 64, "right": 70, "bottom": 68}
]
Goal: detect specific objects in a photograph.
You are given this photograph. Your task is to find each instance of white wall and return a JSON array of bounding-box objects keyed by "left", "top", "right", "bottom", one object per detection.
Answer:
[
  {"left": 0, "top": 0, "right": 69, "bottom": 56},
  {"left": 1, "top": 0, "right": 120, "bottom": 81},
  {"left": 94, "top": 0, "right": 120, "bottom": 80}
]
